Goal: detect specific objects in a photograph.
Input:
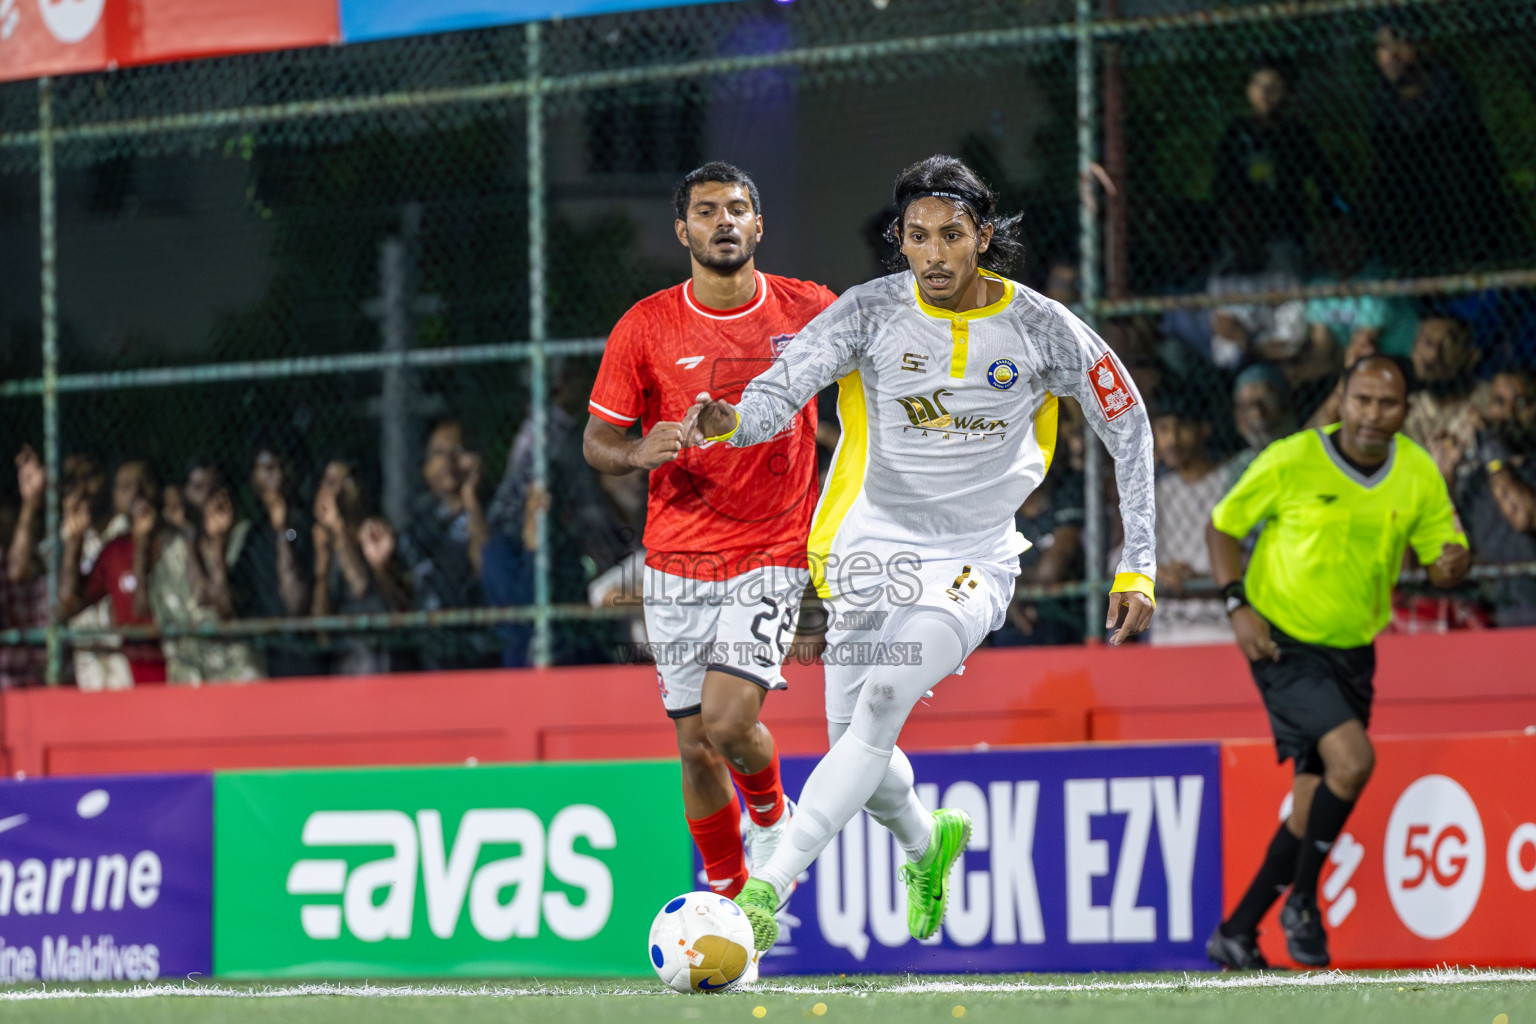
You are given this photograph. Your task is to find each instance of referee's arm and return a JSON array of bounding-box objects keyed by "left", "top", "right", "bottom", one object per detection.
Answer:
[
  {"left": 1205, "top": 441, "right": 1284, "bottom": 663},
  {"left": 1425, "top": 544, "right": 1471, "bottom": 589},
  {"left": 1206, "top": 520, "right": 1279, "bottom": 663},
  {"left": 1413, "top": 467, "right": 1473, "bottom": 589}
]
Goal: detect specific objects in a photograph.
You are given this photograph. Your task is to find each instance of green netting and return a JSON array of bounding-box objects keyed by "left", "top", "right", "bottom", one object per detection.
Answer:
[
  {"left": 0, "top": 0, "right": 1532, "bottom": 682},
  {"left": 52, "top": 103, "right": 530, "bottom": 374}
]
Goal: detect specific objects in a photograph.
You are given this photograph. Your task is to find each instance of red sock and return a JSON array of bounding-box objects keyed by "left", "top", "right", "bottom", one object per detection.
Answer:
[
  {"left": 730, "top": 745, "right": 786, "bottom": 827},
  {"left": 688, "top": 800, "right": 748, "bottom": 898}
]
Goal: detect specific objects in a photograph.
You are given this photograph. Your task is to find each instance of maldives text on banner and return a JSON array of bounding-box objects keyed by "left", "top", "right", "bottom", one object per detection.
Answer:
[
  {"left": 213, "top": 760, "right": 690, "bottom": 978},
  {"left": 0, "top": 772, "right": 213, "bottom": 983},
  {"left": 750, "top": 744, "right": 1225, "bottom": 974},
  {"left": 1222, "top": 732, "right": 1536, "bottom": 969}
]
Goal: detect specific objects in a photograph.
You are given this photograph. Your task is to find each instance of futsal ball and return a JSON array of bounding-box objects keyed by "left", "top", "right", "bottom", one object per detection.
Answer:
[{"left": 648, "top": 891, "right": 756, "bottom": 993}]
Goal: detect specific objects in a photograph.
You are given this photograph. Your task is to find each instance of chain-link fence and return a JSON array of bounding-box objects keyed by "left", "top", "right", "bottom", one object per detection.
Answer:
[{"left": 0, "top": 0, "right": 1533, "bottom": 682}]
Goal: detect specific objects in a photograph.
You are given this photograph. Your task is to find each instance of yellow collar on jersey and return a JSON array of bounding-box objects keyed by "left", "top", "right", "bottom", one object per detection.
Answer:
[{"left": 913, "top": 268, "right": 1014, "bottom": 378}]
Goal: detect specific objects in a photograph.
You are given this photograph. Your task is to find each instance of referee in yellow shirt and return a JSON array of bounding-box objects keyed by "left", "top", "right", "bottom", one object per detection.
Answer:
[{"left": 1204, "top": 355, "right": 1469, "bottom": 969}]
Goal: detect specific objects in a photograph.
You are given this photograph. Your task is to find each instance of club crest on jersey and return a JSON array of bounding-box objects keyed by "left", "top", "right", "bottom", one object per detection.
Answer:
[
  {"left": 769, "top": 333, "right": 796, "bottom": 356},
  {"left": 986, "top": 358, "right": 1019, "bottom": 390},
  {"left": 1087, "top": 352, "right": 1137, "bottom": 421}
]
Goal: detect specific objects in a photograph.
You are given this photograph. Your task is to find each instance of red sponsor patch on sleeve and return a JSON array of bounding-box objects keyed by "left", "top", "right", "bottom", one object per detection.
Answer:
[{"left": 1086, "top": 352, "right": 1138, "bottom": 421}]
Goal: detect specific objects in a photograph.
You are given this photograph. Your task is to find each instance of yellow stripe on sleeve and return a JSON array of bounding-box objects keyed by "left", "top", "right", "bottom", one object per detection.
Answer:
[
  {"left": 1034, "top": 392, "right": 1059, "bottom": 476},
  {"left": 808, "top": 371, "right": 868, "bottom": 599}
]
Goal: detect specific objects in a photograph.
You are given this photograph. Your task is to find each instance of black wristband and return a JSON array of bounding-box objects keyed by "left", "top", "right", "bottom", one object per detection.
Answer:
[{"left": 1220, "top": 580, "right": 1248, "bottom": 616}]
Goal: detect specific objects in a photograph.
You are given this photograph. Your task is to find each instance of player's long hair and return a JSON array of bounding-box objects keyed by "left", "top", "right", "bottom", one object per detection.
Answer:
[{"left": 884, "top": 155, "right": 1025, "bottom": 274}]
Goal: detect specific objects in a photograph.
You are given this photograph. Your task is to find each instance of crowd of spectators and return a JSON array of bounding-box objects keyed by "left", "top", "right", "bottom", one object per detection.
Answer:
[
  {"left": 996, "top": 20, "right": 1536, "bottom": 646},
  {"left": 1, "top": 19, "right": 1533, "bottom": 681},
  {"left": 0, "top": 390, "right": 651, "bottom": 687}
]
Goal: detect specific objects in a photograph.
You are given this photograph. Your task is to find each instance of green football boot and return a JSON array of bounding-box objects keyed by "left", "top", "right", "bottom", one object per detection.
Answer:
[
  {"left": 899, "top": 808, "right": 973, "bottom": 940},
  {"left": 733, "top": 877, "right": 780, "bottom": 951}
]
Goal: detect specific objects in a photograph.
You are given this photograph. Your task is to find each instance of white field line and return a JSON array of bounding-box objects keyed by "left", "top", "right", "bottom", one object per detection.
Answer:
[{"left": 1, "top": 967, "right": 1533, "bottom": 1001}]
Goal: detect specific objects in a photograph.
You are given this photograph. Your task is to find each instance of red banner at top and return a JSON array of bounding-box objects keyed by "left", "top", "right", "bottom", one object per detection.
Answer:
[{"left": 0, "top": 0, "right": 338, "bottom": 84}]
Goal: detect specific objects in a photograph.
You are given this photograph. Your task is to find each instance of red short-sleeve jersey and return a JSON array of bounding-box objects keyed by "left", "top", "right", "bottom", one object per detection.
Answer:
[{"left": 589, "top": 271, "right": 836, "bottom": 581}]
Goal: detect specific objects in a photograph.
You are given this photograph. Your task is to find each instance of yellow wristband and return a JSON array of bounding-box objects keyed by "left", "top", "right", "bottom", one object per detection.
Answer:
[
  {"left": 1110, "top": 571, "right": 1156, "bottom": 608},
  {"left": 705, "top": 408, "right": 740, "bottom": 444}
]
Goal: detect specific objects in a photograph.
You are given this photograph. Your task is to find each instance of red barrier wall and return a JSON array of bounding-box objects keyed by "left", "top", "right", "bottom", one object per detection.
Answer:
[
  {"left": 2, "top": 628, "right": 1533, "bottom": 778},
  {"left": 1223, "top": 732, "right": 1536, "bottom": 968}
]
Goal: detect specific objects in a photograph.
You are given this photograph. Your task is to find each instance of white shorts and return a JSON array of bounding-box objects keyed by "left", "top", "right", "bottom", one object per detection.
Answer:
[
  {"left": 642, "top": 563, "right": 810, "bottom": 719},
  {"left": 821, "top": 553, "right": 1015, "bottom": 726}
]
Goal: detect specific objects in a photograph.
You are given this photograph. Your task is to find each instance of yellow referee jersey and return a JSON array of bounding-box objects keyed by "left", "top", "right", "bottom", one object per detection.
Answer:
[{"left": 1211, "top": 424, "right": 1466, "bottom": 648}]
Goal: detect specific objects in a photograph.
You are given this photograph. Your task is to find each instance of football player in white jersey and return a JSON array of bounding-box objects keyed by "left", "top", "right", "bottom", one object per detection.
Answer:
[{"left": 682, "top": 155, "right": 1159, "bottom": 951}]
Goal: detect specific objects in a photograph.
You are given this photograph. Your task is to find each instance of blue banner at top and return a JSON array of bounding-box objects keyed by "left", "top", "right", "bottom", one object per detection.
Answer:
[{"left": 341, "top": 0, "right": 746, "bottom": 44}]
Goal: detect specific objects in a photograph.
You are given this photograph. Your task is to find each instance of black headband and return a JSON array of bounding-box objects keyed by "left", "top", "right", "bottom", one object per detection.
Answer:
[
  {"left": 899, "top": 190, "right": 973, "bottom": 214},
  {"left": 894, "top": 190, "right": 987, "bottom": 232}
]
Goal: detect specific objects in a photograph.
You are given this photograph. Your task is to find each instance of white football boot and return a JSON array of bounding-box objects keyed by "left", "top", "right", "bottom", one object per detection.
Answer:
[
  {"left": 737, "top": 949, "right": 763, "bottom": 987},
  {"left": 742, "top": 798, "right": 797, "bottom": 911}
]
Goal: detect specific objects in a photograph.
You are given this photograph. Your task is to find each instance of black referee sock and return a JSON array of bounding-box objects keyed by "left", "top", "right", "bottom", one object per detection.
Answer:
[
  {"left": 1222, "top": 823, "right": 1301, "bottom": 937},
  {"left": 1292, "top": 783, "right": 1356, "bottom": 899}
]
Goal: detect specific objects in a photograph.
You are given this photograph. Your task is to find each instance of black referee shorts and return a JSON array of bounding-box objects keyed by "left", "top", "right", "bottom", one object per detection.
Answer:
[{"left": 1248, "top": 623, "right": 1376, "bottom": 775}]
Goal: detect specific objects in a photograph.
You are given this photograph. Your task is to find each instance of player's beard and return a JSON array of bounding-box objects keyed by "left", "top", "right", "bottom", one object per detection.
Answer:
[{"left": 688, "top": 227, "right": 757, "bottom": 272}]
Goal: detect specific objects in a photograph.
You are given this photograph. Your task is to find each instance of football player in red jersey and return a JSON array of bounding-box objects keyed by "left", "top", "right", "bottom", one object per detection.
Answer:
[{"left": 583, "top": 163, "right": 835, "bottom": 905}]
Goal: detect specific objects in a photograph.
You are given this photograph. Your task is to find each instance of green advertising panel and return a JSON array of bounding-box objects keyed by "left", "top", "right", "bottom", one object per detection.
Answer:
[{"left": 214, "top": 761, "right": 689, "bottom": 978}]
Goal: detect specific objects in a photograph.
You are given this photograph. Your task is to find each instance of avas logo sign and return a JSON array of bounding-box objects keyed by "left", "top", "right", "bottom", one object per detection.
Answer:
[
  {"left": 286, "top": 807, "right": 614, "bottom": 943},
  {"left": 214, "top": 762, "right": 690, "bottom": 978}
]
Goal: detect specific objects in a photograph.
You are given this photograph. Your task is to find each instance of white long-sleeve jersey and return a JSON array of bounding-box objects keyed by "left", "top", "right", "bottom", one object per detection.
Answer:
[{"left": 728, "top": 269, "right": 1156, "bottom": 599}]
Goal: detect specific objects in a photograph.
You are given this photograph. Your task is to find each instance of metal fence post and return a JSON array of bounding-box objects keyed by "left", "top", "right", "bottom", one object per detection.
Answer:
[
  {"left": 38, "top": 76, "right": 62, "bottom": 685},
  {"left": 527, "top": 21, "right": 552, "bottom": 668},
  {"left": 1076, "top": 0, "right": 1106, "bottom": 642}
]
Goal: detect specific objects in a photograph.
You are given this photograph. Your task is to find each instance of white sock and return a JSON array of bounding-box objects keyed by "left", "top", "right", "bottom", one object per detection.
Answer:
[
  {"left": 757, "top": 612, "right": 965, "bottom": 894},
  {"left": 757, "top": 729, "right": 893, "bottom": 895},
  {"left": 825, "top": 721, "right": 931, "bottom": 858},
  {"left": 866, "top": 746, "right": 932, "bottom": 862}
]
